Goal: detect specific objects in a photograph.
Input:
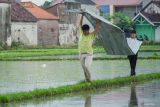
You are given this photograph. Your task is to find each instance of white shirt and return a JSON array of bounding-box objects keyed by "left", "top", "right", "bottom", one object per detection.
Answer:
[{"left": 127, "top": 38, "right": 142, "bottom": 54}]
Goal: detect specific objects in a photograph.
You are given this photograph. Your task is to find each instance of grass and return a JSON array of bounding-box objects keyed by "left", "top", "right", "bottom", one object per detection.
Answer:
[
  {"left": 140, "top": 45, "right": 160, "bottom": 51},
  {"left": 1, "top": 56, "right": 160, "bottom": 61},
  {"left": 0, "top": 47, "right": 104, "bottom": 60},
  {"left": 0, "top": 73, "right": 160, "bottom": 103},
  {"left": 0, "top": 49, "right": 78, "bottom": 59},
  {"left": 0, "top": 45, "right": 159, "bottom": 60}
]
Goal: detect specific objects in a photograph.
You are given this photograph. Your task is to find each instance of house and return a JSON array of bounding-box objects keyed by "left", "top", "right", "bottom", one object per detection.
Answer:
[
  {"left": 15, "top": 0, "right": 21, "bottom": 2},
  {"left": 46, "top": 0, "right": 81, "bottom": 45},
  {"left": 47, "top": 0, "right": 80, "bottom": 24},
  {"left": 0, "top": 1, "right": 11, "bottom": 45},
  {"left": 21, "top": 2, "right": 59, "bottom": 46},
  {"left": 46, "top": 0, "right": 99, "bottom": 45},
  {"left": 133, "top": 0, "right": 160, "bottom": 42},
  {"left": 0, "top": 0, "right": 38, "bottom": 46},
  {"left": 75, "top": 0, "right": 99, "bottom": 14},
  {"left": 142, "top": 0, "right": 152, "bottom": 8},
  {"left": 49, "top": 0, "right": 98, "bottom": 14},
  {"left": 93, "top": 0, "right": 142, "bottom": 18}
]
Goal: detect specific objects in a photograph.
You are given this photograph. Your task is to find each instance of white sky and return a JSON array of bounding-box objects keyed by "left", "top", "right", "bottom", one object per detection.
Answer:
[{"left": 21, "top": 0, "right": 52, "bottom": 6}]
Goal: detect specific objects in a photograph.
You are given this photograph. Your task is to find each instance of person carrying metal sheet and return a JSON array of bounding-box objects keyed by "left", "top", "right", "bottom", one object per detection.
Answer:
[{"left": 78, "top": 13, "right": 101, "bottom": 82}]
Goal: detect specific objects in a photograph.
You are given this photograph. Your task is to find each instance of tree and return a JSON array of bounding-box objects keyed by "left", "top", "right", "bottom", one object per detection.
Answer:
[{"left": 108, "top": 12, "right": 134, "bottom": 30}]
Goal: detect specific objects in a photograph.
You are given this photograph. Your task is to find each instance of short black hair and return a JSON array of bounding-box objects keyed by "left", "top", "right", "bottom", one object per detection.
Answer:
[
  {"left": 130, "top": 29, "right": 136, "bottom": 34},
  {"left": 82, "top": 24, "right": 90, "bottom": 31}
]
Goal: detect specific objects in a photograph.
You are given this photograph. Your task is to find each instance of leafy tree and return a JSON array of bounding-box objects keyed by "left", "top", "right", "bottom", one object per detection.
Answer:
[{"left": 108, "top": 12, "right": 134, "bottom": 30}]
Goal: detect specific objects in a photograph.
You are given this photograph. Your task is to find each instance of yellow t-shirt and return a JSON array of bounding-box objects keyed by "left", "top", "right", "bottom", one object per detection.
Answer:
[{"left": 79, "top": 28, "right": 96, "bottom": 54}]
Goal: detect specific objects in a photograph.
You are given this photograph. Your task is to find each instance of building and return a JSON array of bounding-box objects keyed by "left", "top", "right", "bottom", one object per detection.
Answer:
[
  {"left": 133, "top": 0, "right": 160, "bottom": 42},
  {"left": 0, "top": 1, "right": 11, "bottom": 45},
  {"left": 49, "top": 0, "right": 98, "bottom": 14},
  {"left": 93, "top": 0, "right": 142, "bottom": 18},
  {"left": 46, "top": 0, "right": 99, "bottom": 45},
  {"left": 47, "top": 0, "right": 80, "bottom": 24},
  {"left": 15, "top": 0, "right": 21, "bottom": 3},
  {"left": 21, "top": 2, "right": 59, "bottom": 45},
  {"left": 75, "top": 0, "right": 99, "bottom": 14},
  {"left": 0, "top": 0, "right": 38, "bottom": 46},
  {"left": 46, "top": 0, "right": 80, "bottom": 45}
]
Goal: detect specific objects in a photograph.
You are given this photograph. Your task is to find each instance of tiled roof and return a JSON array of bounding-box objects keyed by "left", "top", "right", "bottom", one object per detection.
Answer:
[
  {"left": 51, "top": 0, "right": 95, "bottom": 6},
  {"left": 140, "top": 1, "right": 160, "bottom": 23},
  {"left": 141, "top": 0, "right": 160, "bottom": 12},
  {"left": 0, "top": 0, "right": 37, "bottom": 22},
  {"left": 92, "top": 0, "right": 141, "bottom": 6},
  {"left": 0, "top": 0, "right": 13, "bottom": 3},
  {"left": 74, "top": 0, "right": 95, "bottom": 5},
  {"left": 50, "top": 0, "right": 63, "bottom": 6},
  {"left": 142, "top": 12, "right": 160, "bottom": 23},
  {"left": 21, "top": 2, "right": 59, "bottom": 20}
]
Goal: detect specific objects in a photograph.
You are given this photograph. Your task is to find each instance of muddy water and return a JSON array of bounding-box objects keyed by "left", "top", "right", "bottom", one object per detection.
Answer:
[
  {"left": 1, "top": 80, "right": 160, "bottom": 107},
  {"left": 0, "top": 59, "right": 159, "bottom": 93}
]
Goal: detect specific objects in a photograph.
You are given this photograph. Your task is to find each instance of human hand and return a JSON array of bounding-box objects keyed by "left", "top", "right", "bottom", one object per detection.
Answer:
[{"left": 80, "top": 9, "right": 85, "bottom": 15}]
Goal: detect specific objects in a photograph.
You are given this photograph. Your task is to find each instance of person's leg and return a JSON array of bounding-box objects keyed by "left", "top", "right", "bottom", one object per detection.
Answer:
[
  {"left": 84, "top": 54, "right": 93, "bottom": 82},
  {"left": 80, "top": 54, "right": 92, "bottom": 82},
  {"left": 80, "top": 54, "right": 86, "bottom": 72},
  {"left": 128, "top": 55, "right": 135, "bottom": 76},
  {"left": 128, "top": 54, "right": 138, "bottom": 76},
  {"left": 131, "top": 54, "right": 138, "bottom": 76}
]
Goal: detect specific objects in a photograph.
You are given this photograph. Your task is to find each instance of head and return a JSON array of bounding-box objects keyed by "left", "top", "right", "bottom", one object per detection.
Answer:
[
  {"left": 82, "top": 24, "right": 90, "bottom": 36},
  {"left": 130, "top": 30, "right": 136, "bottom": 39}
]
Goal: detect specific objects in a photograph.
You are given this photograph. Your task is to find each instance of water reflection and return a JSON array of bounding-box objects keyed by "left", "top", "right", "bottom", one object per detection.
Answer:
[
  {"left": 129, "top": 84, "right": 138, "bottom": 107},
  {"left": 85, "top": 96, "right": 91, "bottom": 107},
  {"left": 1, "top": 80, "right": 160, "bottom": 107}
]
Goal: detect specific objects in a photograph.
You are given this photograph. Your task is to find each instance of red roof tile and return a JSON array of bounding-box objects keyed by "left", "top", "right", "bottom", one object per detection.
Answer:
[
  {"left": 92, "top": 0, "right": 141, "bottom": 6},
  {"left": 0, "top": 0, "right": 37, "bottom": 22},
  {"left": 21, "top": 2, "right": 59, "bottom": 20}
]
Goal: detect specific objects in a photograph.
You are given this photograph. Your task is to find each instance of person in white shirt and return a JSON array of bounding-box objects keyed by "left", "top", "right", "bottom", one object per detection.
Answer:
[{"left": 127, "top": 29, "right": 142, "bottom": 76}]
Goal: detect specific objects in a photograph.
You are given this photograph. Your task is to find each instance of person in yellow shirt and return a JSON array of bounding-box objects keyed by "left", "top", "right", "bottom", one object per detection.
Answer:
[{"left": 79, "top": 14, "right": 101, "bottom": 82}]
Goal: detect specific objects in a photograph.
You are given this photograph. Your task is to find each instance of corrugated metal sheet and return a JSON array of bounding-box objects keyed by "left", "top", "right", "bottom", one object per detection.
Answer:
[
  {"left": 67, "top": 9, "right": 134, "bottom": 55},
  {"left": 84, "top": 10, "right": 134, "bottom": 55}
]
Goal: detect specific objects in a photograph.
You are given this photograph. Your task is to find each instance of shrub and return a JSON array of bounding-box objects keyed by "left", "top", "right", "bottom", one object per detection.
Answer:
[
  {"left": 11, "top": 41, "right": 25, "bottom": 49},
  {"left": 0, "top": 42, "right": 10, "bottom": 50}
]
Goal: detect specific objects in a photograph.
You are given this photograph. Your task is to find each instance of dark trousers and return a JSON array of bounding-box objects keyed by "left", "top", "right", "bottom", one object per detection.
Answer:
[{"left": 128, "top": 54, "right": 138, "bottom": 76}]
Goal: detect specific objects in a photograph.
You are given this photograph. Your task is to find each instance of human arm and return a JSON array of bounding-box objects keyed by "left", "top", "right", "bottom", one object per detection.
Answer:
[
  {"left": 79, "top": 14, "right": 84, "bottom": 27},
  {"left": 92, "top": 20, "right": 101, "bottom": 36}
]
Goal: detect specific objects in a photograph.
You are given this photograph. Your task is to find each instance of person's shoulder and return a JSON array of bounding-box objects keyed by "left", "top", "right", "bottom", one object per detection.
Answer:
[
  {"left": 89, "top": 32, "right": 95, "bottom": 36},
  {"left": 89, "top": 32, "right": 96, "bottom": 38}
]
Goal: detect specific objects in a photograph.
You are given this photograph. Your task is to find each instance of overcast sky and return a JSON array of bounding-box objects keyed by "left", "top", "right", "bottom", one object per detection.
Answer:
[{"left": 21, "top": 0, "right": 52, "bottom": 6}]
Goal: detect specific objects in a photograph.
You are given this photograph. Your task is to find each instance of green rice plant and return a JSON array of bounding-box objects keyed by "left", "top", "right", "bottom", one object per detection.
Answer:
[{"left": 0, "top": 73, "right": 160, "bottom": 103}]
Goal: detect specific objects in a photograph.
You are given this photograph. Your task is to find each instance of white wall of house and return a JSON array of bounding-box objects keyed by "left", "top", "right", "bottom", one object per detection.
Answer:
[
  {"left": 59, "top": 23, "right": 78, "bottom": 45},
  {"left": 37, "top": 20, "right": 59, "bottom": 45},
  {"left": 11, "top": 22, "right": 37, "bottom": 45},
  {"left": 109, "top": 5, "right": 114, "bottom": 16},
  {"left": 81, "top": 5, "right": 99, "bottom": 15},
  {"left": 0, "top": 3, "right": 11, "bottom": 44},
  {"left": 155, "top": 26, "right": 160, "bottom": 42}
]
